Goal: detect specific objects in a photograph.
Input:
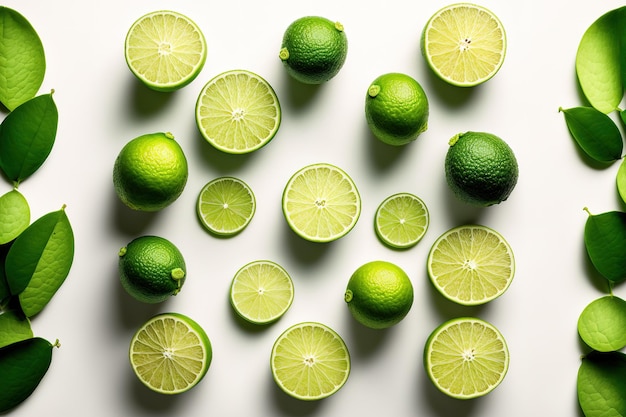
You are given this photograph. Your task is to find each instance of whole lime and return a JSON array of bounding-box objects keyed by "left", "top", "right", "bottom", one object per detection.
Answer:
[
  {"left": 445, "top": 131, "right": 518, "bottom": 206},
  {"left": 344, "top": 260, "right": 414, "bottom": 329},
  {"left": 119, "top": 235, "right": 187, "bottom": 303}
]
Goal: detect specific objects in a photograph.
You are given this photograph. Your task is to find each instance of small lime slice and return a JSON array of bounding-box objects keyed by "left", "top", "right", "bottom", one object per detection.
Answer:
[
  {"left": 427, "top": 224, "right": 515, "bottom": 305},
  {"left": 270, "top": 322, "right": 350, "bottom": 401},
  {"left": 424, "top": 317, "right": 509, "bottom": 399},
  {"left": 230, "top": 260, "right": 294, "bottom": 325},
  {"left": 282, "top": 163, "right": 361, "bottom": 243},
  {"left": 374, "top": 192, "right": 429, "bottom": 249},
  {"left": 129, "top": 312, "right": 212, "bottom": 395},
  {"left": 578, "top": 295, "right": 626, "bottom": 352},
  {"left": 195, "top": 69, "right": 281, "bottom": 154},
  {"left": 197, "top": 177, "right": 256, "bottom": 236},
  {"left": 124, "top": 10, "right": 207, "bottom": 92}
]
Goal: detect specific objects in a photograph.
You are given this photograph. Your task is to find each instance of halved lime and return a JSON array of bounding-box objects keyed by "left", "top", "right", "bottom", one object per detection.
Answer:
[
  {"left": 424, "top": 317, "right": 509, "bottom": 399},
  {"left": 270, "top": 322, "right": 350, "bottom": 400},
  {"left": 421, "top": 3, "right": 506, "bottom": 87},
  {"left": 129, "top": 312, "right": 212, "bottom": 395},
  {"left": 374, "top": 192, "right": 429, "bottom": 249},
  {"left": 124, "top": 10, "right": 207, "bottom": 92},
  {"left": 195, "top": 69, "right": 281, "bottom": 154},
  {"left": 197, "top": 176, "right": 256, "bottom": 236},
  {"left": 427, "top": 224, "right": 515, "bottom": 305},
  {"left": 282, "top": 163, "right": 361, "bottom": 243},
  {"left": 230, "top": 260, "right": 294, "bottom": 325}
]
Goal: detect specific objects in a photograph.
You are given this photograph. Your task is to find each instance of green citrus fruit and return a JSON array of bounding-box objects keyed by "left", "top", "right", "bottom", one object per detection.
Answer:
[
  {"left": 374, "top": 192, "right": 429, "bottom": 249},
  {"left": 365, "top": 73, "right": 429, "bottom": 145},
  {"left": 279, "top": 16, "right": 348, "bottom": 84},
  {"left": 344, "top": 260, "right": 413, "bottom": 329},
  {"left": 118, "top": 235, "right": 186, "bottom": 303},
  {"left": 445, "top": 131, "right": 518, "bottom": 206},
  {"left": 196, "top": 176, "right": 256, "bottom": 236},
  {"left": 113, "top": 132, "right": 188, "bottom": 211}
]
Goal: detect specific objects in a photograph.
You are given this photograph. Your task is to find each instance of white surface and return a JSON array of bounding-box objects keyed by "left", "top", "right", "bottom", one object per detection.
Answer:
[{"left": 3, "top": 0, "right": 625, "bottom": 415}]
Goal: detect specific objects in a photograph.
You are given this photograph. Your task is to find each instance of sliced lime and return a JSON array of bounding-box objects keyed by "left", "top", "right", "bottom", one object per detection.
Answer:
[
  {"left": 197, "top": 177, "right": 256, "bottom": 236},
  {"left": 374, "top": 192, "right": 429, "bottom": 249}
]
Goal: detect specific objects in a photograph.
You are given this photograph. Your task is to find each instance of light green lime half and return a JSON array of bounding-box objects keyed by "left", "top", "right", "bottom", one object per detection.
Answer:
[{"left": 197, "top": 177, "right": 256, "bottom": 236}]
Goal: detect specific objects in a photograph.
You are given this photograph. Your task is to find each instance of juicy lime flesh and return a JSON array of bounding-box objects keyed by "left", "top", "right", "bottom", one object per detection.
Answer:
[
  {"left": 125, "top": 10, "right": 207, "bottom": 91},
  {"left": 425, "top": 317, "right": 509, "bottom": 399},
  {"left": 375, "top": 193, "right": 429, "bottom": 248},
  {"left": 197, "top": 177, "right": 256, "bottom": 236},
  {"left": 230, "top": 261, "right": 294, "bottom": 324},
  {"left": 423, "top": 4, "right": 506, "bottom": 87},
  {"left": 271, "top": 322, "right": 350, "bottom": 400},
  {"left": 282, "top": 163, "right": 361, "bottom": 242},
  {"left": 196, "top": 70, "right": 281, "bottom": 154},
  {"left": 427, "top": 225, "right": 515, "bottom": 305}
]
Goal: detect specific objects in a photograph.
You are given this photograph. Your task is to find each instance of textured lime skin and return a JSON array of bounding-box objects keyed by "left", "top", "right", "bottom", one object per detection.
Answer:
[{"left": 445, "top": 132, "right": 518, "bottom": 206}]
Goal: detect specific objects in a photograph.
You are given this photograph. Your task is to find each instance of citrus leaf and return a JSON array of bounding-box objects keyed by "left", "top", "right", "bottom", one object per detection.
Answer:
[
  {"left": 560, "top": 106, "right": 623, "bottom": 162},
  {"left": 577, "top": 295, "right": 626, "bottom": 352},
  {"left": 578, "top": 351, "right": 626, "bottom": 417},
  {"left": 0, "top": 93, "right": 58, "bottom": 184},
  {"left": 583, "top": 209, "right": 626, "bottom": 284},
  {"left": 0, "top": 189, "right": 30, "bottom": 245},
  {"left": 0, "top": 308, "right": 32, "bottom": 349},
  {"left": 0, "top": 244, "right": 10, "bottom": 302},
  {"left": 4, "top": 206, "right": 74, "bottom": 317},
  {"left": 0, "top": 7, "right": 45, "bottom": 111}
]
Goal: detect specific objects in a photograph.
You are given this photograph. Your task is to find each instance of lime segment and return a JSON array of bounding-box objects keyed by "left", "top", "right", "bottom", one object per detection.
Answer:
[
  {"left": 374, "top": 193, "right": 429, "bottom": 249},
  {"left": 197, "top": 177, "right": 256, "bottom": 236}
]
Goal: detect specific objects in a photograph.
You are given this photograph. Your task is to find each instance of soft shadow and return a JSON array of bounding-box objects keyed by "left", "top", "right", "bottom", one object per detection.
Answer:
[
  {"left": 281, "top": 223, "right": 332, "bottom": 266},
  {"left": 127, "top": 75, "right": 178, "bottom": 117},
  {"left": 421, "top": 60, "right": 477, "bottom": 109},
  {"left": 343, "top": 309, "right": 392, "bottom": 358},
  {"left": 112, "top": 265, "right": 166, "bottom": 331},
  {"left": 110, "top": 190, "right": 160, "bottom": 235},
  {"left": 425, "top": 274, "right": 488, "bottom": 320},
  {"left": 419, "top": 370, "right": 480, "bottom": 417},
  {"left": 279, "top": 72, "right": 323, "bottom": 112},
  {"left": 442, "top": 180, "right": 485, "bottom": 226},
  {"left": 269, "top": 372, "right": 323, "bottom": 415},
  {"left": 365, "top": 123, "right": 411, "bottom": 171},
  {"left": 193, "top": 129, "right": 255, "bottom": 173},
  {"left": 126, "top": 367, "right": 185, "bottom": 413}
]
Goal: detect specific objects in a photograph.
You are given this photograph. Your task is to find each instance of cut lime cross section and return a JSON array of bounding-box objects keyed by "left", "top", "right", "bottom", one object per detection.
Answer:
[
  {"left": 129, "top": 313, "right": 212, "bottom": 395},
  {"left": 282, "top": 163, "right": 361, "bottom": 242},
  {"left": 375, "top": 192, "right": 429, "bottom": 249},
  {"left": 197, "top": 177, "right": 256, "bottom": 236},
  {"left": 270, "top": 322, "right": 350, "bottom": 400},
  {"left": 230, "top": 260, "right": 294, "bottom": 325},
  {"left": 427, "top": 224, "right": 515, "bottom": 305},
  {"left": 195, "top": 69, "right": 281, "bottom": 154}
]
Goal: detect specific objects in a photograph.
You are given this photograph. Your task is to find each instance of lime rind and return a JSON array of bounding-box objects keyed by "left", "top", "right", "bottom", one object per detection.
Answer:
[
  {"left": 374, "top": 192, "right": 429, "bottom": 249},
  {"left": 196, "top": 176, "right": 256, "bottom": 236}
]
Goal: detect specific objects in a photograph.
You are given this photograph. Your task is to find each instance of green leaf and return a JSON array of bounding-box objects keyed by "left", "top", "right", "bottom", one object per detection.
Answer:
[
  {"left": 578, "top": 351, "right": 626, "bottom": 417},
  {"left": 616, "top": 158, "right": 626, "bottom": 205},
  {"left": 0, "top": 189, "right": 30, "bottom": 245},
  {"left": 577, "top": 295, "right": 626, "bottom": 352},
  {"left": 0, "top": 7, "right": 45, "bottom": 111},
  {"left": 575, "top": 6, "right": 626, "bottom": 114},
  {"left": 0, "top": 243, "right": 10, "bottom": 302},
  {"left": 560, "top": 106, "right": 623, "bottom": 162},
  {"left": 0, "top": 93, "right": 58, "bottom": 184},
  {"left": 583, "top": 209, "right": 626, "bottom": 284},
  {"left": 5, "top": 206, "right": 74, "bottom": 317},
  {"left": 0, "top": 308, "right": 32, "bottom": 349}
]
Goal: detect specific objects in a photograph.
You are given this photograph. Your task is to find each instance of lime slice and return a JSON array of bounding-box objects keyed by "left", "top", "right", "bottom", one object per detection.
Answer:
[
  {"left": 124, "top": 10, "right": 207, "bottom": 92},
  {"left": 129, "top": 312, "right": 212, "bottom": 395},
  {"left": 427, "top": 224, "right": 515, "bottom": 305},
  {"left": 421, "top": 3, "right": 506, "bottom": 87},
  {"left": 424, "top": 317, "right": 509, "bottom": 399},
  {"left": 282, "top": 163, "right": 361, "bottom": 243},
  {"left": 374, "top": 192, "right": 429, "bottom": 249},
  {"left": 270, "top": 322, "right": 350, "bottom": 400},
  {"left": 197, "top": 176, "right": 256, "bottom": 236},
  {"left": 195, "top": 69, "right": 281, "bottom": 154},
  {"left": 230, "top": 260, "right": 294, "bottom": 325}
]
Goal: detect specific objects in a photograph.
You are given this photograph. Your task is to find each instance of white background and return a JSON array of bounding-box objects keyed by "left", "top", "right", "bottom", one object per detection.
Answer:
[{"left": 3, "top": 0, "right": 626, "bottom": 416}]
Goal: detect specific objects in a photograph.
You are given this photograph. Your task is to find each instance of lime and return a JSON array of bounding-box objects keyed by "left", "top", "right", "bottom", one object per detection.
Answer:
[
  {"left": 124, "top": 10, "right": 207, "bottom": 92},
  {"left": 421, "top": 3, "right": 506, "bottom": 87},
  {"left": 282, "top": 163, "right": 361, "bottom": 243},
  {"left": 374, "top": 192, "right": 429, "bottom": 249},
  {"left": 129, "top": 312, "right": 212, "bottom": 395},
  {"left": 424, "top": 317, "right": 509, "bottom": 399},
  {"left": 578, "top": 295, "right": 626, "bottom": 352},
  {"left": 279, "top": 16, "right": 348, "bottom": 84},
  {"left": 195, "top": 69, "right": 281, "bottom": 154},
  {"left": 118, "top": 235, "right": 186, "bottom": 304},
  {"left": 344, "top": 260, "right": 413, "bottom": 329},
  {"left": 364, "top": 73, "right": 429, "bottom": 146},
  {"left": 230, "top": 260, "right": 294, "bottom": 325},
  {"left": 196, "top": 176, "right": 256, "bottom": 236},
  {"left": 113, "top": 132, "right": 188, "bottom": 212},
  {"left": 617, "top": 158, "right": 626, "bottom": 205},
  {"left": 270, "top": 322, "right": 350, "bottom": 400},
  {"left": 445, "top": 131, "right": 518, "bottom": 206},
  {"left": 427, "top": 225, "right": 515, "bottom": 306}
]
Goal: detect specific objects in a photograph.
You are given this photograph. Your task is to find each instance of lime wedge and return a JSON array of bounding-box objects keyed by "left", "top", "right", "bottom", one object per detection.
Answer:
[
  {"left": 282, "top": 163, "right": 361, "bottom": 242},
  {"left": 374, "top": 192, "right": 429, "bottom": 249},
  {"left": 195, "top": 69, "right": 281, "bottom": 154},
  {"left": 427, "top": 224, "right": 515, "bottom": 305},
  {"left": 129, "top": 312, "right": 212, "bottom": 395},
  {"left": 124, "top": 10, "right": 207, "bottom": 92},
  {"left": 270, "top": 322, "right": 350, "bottom": 400},
  {"left": 197, "top": 176, "right": 256, "bottom": 236},
  {"left": 421, "top": 3, "right": 506, "bottom": 87},
  {"left": 230, "top": 260, "right": 294, "bottom": 325},
  {"left": 424, "top": 317, "right": 509, "bottom": 399}
]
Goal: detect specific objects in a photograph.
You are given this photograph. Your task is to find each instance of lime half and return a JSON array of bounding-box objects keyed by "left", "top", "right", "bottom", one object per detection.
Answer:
[
  {"left": 197, "top": 177, "right": 256, "bottom": 236},
  {"left": 374, "top": 192, "right": 429, "bottom": 249},
  {"left": 271, "top": 322, "right": 350, "bottom": 400},
  {"left": 424, "top": 317, "right": 509, "bottom": 399}
]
